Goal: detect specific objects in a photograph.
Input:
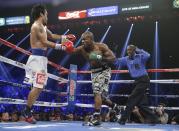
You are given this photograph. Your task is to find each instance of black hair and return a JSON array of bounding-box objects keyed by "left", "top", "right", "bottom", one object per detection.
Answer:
[
  {"left": 82, "top": 31, "right": 94, "bottom": 41},
  {"left": 31, "top": 4, "right": 46, "bottom": 21}
]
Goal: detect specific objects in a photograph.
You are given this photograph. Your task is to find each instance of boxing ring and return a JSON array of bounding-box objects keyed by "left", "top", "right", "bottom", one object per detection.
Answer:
[
  {"left": 0, "top": 121, "right": 178, "bottom": 131},
  {"left": 0, "top": 37, "right": 179, "bottom": 130}
]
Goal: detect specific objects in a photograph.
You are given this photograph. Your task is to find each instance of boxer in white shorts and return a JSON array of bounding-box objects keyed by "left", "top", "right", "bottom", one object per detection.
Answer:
[
  {"left": 24, "top": 49, "right": 48, "bottom": 89},
  {"left": 22, "top": 4, "right": 76, "bottom": 124}
]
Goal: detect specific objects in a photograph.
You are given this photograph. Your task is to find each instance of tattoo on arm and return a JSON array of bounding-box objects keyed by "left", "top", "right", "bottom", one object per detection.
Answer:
[{"left": 39, "top": 27, "right": 44, "bottom": 33}]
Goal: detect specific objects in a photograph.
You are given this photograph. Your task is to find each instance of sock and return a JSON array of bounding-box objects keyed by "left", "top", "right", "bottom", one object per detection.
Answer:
[
  {"left": 111, "top": 103, "right": 116, "bottom": 110},
  {"left": 92, "top": 109, "right": 101, "bottom": 122},
  {"left": 26, "top": 105, "right": 31, "bottom": 112},
  {"left": 93, "top": 109, "right": 100, "bottom": 116},
  {"left": 24, "top": 105, "right": 32, "bottom": 117}
]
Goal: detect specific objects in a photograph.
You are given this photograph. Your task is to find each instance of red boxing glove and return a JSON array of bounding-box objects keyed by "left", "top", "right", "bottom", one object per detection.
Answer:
[
  {"left": 63, "top": 41, "right": 74, "bottom": 53},
  {"left": 66, "top": 34, "right": 76, "bottom": 42}
]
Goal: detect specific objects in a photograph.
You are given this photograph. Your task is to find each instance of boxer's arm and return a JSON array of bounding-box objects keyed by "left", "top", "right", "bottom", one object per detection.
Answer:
[
  {"left": 71, "top": 45, "right": 83, "bottom": 54},
  {"left": 101, "top": 44, "right": 116, "bottom": 63},
  {"left": 46, "top": 28, "right": 62, "bottom": 40},
  {"left": 35, "top": 25, "right": 66, "bottom": 50},
  {"left": 34, "top": 25, "right": 56, "bottom": 48},
  {"left": 46, "top": 28, "right": 76, "bottom": 42}
]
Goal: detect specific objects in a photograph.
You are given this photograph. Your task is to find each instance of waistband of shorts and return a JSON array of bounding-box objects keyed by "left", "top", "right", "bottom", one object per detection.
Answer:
[
  {"left": 91, "top": 66, "right": 110, "bottom": 73},
  {"left": 31, "top": 48, "right": 47, "bottom": 57},
  {"left": 134, "top": 75, "right": 149, "bottom": 81}
]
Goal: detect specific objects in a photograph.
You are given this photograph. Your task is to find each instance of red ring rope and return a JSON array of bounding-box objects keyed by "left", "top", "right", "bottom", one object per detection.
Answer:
[
  {"left": 75, "top": 68, "right": 179, "bottom": 74},
  {"left": 1, "top": 37, "right": 179, "bottom": 75},
  {"left": 0, "top": 37, "right": 68, "bottom": 71}
]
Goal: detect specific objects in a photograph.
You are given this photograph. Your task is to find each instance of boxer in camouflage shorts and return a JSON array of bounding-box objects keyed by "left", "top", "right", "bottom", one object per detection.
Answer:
[{"left": 72, "top": 31, "right": 120, "bottom": 126}]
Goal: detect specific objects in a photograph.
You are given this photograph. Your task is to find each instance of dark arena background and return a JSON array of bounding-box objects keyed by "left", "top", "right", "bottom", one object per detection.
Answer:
[{"left": 0, "top": 0, "right": 179, "bottom": 130}]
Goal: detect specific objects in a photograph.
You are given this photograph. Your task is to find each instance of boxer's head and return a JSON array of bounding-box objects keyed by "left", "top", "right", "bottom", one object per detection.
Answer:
[
  {"left": 81, "top": 31, "right": 94, "bottom": 48},
  {"left": 127, "top": 45, "right": 136, "bottom": 58},
  {"left": 31, "top": 4, "right": 48, "bottom": 25}
]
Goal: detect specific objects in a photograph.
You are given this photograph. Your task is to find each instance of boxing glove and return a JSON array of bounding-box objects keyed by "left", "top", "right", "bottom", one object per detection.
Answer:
[
  {"left": 89, "top": 52, "right": 102, "bottom": 61},
  {"left": 55, "top": 41, "right": 74, "bottom": 53},
  {"left": 63, "top": 41, "right": 74, "bottom": 53},
  {"left": 61, "top": 34, "right": 76, "bottom": 42}
]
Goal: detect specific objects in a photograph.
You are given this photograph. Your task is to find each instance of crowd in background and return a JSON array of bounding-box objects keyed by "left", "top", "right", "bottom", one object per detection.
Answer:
[{"left": 0, "top": 103, "right": 179, "bottom": 125}]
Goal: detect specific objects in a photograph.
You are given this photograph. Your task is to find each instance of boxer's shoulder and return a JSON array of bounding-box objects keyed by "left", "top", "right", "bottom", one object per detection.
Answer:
[
  {"left": 31, "top": 22, "right": 44, "bottom": 32},
  {"left": 95, "top": 43, "right": 108, "bottom": 51}
]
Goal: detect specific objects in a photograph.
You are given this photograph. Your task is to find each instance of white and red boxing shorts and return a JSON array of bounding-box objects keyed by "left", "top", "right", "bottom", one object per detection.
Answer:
[{"left": 24, "top": 49, "right": 48, "bottom": 88}]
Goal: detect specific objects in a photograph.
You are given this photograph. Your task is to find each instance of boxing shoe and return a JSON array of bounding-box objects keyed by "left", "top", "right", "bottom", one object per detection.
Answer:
[
  {"left": 118, "top": 119, "right": 126, "bottom": 125},
  {"left": 22, "top": 109, "right": 36, "bottom": 124},
  {"left": 89, "top": 117, "right": 101, "bottom": 126},
  {"left": 83, "top": 113, "right": 101, "bottom": 126},
  {"left": 25, "top": 116, "right": 37, "bottom": 124},
  {"left": 118, "top": 115, "right": 127, "bottom": 125}
]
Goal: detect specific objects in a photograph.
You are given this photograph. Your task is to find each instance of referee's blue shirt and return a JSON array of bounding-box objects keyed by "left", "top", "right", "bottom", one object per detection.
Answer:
[{"left": 117, "top": 49, "right": 150, "bottom": 78}]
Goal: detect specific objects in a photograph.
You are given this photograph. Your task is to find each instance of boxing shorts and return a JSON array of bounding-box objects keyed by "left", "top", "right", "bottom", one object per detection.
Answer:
[
  {"left": 24, "top": 48, "right": 48, "bottom": 88},
  {"left": 91, "top": 67, "right": 111, "bottom": 94}
]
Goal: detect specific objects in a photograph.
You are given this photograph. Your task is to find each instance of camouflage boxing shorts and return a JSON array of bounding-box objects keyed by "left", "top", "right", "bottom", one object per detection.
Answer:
[{"left": 91, "top": 68, "right": 111, "bottom": 94}]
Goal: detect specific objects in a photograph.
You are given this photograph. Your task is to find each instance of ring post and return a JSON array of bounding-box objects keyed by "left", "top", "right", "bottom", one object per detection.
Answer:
[{"left": 67, "top": 64, "right": 77, "bottom": 112}]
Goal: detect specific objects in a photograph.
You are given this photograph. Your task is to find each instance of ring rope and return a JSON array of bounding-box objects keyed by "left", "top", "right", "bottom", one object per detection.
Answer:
[
  {"left": 0, "top": 97, "right": 68, "bottom": 107},
  {"left": 76, "top": 68, "right": 179, "bottom": 74},
  {"left": 77, "top": 94, "right": 179, "bottom": 98},
  {"left": 1, "top": 80, "right": 178, "bottom": 98},
  {"left": 0, "top": 80, "right": 67, "bottom": 95},
  {"left": 0, "top": 80, "right": 178, "bottom": 98},
  {"left": 0, "top": 37, "right": 68, "bottom": 71},
  {"left": 1, "top": 38, "right": 179, "bottom": 74},
  {"left": 0, "top": 97, "right": 178, "bottom": 110},
  {"left": 75, "top": 103, "right": 179, "bottom": 110},
  {"left": 0, "top": 55, "right": 178, "bottom": 85},
  {"left": 0, "top": 80, "right": 178, "bottom": 110},
  {"left": 0, "top": 55, "right": 68, "bottom": 82},
  {"left": 77, "top": 79, "right": 179, "bottom": 84},
  {"left": 2, "top": 55, "right": 179, "bottom": 84}
]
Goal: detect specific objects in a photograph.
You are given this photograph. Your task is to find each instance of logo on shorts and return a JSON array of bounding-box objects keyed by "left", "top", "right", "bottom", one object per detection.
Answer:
[{"left": 36, "top": 73, "right": 46, "bottom": 85}]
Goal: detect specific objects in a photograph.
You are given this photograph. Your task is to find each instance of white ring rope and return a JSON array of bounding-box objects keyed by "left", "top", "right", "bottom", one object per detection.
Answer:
[
  {"left": 0, "top": 80, "right": 67, "bottom": 95},
  {"left": 0, "top": 97, "right": 68, "bottom": 107},
  {"left": 75, "top": 103, "right": 179, "bottom": 110},
  {"left": 1, "top": 55, "right": 179, "bottom": 84},
  {"left": 0, "top": 56, "right": 179, "bottom": 110},
  {"left": 77, "top": 80, "right": 179, "bottom": 84},
  {"left": 1, "top": 79, "right": 178, "bottom": 98},
  {"left": 0, "top": 79, "right": 178, "bottom": 98},
  {"left": 77, "top": 94, "right": 179, "bottom": 98},
  {"left": 0, "top": 97, "right": 178, "bottom": 110},
  {"left": 0, "top": 55, "right": 68, "bottom": 83}
]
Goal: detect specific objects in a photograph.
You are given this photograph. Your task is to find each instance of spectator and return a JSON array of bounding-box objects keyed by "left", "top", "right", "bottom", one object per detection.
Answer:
[
  {"left": 0, "top": 113, "right": 2, "bottom": 122},
  {"left": 130, "top": 106, "right": 145, "bottom": 123},
  {"left": 49, "top": 111, "right": 56, "bottom": 121},
  {"left": 154, "top": 103, "right": 168, "bottom": 124},
  {"left": 19, "top": 115, "right": 25, "bottom": 122},
  {"left": 66, "top": 113, "right": 74, "bottom": 121},
  {"left": 33, "top": 112, "right": 40, "bottom": 121},
  {"left": 1, "top": 112, "right": 10, "bottom": 122},
  {"left": 11, "top": 112, "right": 19, "bottom": 122},
  {"left": 171, "top": 114, "right": 179, "bottom": 125}
]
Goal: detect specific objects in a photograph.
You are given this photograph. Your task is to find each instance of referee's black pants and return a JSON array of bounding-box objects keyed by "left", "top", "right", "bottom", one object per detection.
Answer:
[{"left": 120, "top": 75, "right": 159, "bottom": 123}]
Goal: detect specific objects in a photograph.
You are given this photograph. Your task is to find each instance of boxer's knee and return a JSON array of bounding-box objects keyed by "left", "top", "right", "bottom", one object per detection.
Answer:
[
  {"left": 101, "top": 91, "right": 108, "bottom": 103},
  {"left": 94, "top": 92, "right": 101, "bottom": 99}
]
